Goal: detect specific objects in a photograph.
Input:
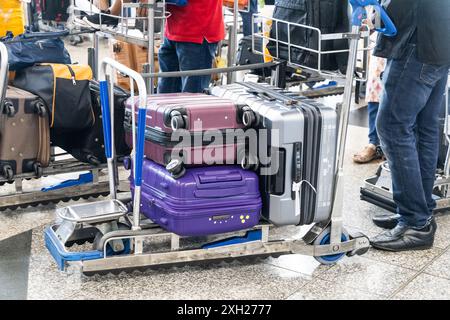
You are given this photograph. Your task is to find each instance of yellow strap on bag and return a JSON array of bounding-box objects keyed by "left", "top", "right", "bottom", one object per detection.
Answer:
[{"left": 0, "top": 0, "right": 25, "bottom": 37}]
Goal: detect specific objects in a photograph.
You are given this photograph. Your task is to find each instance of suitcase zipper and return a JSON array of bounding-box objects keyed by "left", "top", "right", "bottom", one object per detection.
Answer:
[{"left": 65, "top": 64, "right": 77, "bottom": 85}]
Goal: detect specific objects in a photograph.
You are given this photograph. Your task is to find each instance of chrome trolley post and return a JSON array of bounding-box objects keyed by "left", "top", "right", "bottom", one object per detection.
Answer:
[{"left": 330, "top": 0, "right": 397, "bottom": 244}]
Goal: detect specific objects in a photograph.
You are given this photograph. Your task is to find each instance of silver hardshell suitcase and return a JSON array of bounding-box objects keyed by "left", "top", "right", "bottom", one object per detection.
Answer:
[{"left": 211, "top": 82, "right": 338, "bottom": 226}]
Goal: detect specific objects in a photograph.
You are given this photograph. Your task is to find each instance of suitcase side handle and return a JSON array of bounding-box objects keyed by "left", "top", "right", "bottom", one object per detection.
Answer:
[
  {"left": 246, "top": 88, "right": 298, "bottom": 106},
  {"left": 194, "top": 186, "right": 250, "bottom": 198}
]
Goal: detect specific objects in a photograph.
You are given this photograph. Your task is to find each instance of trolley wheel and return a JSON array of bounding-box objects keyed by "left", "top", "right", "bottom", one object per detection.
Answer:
[
  {"left": 33, "top": 162, "right": 43, "bottom": 178},
  {"left": 92, "top": 223, "right": 131, "bottom": 256},
  {"left": 313, "top": 226, "right": 349, "bottom": 265},
  {"left": 2, "top": 165, "right": 14, "bottom": 181}
]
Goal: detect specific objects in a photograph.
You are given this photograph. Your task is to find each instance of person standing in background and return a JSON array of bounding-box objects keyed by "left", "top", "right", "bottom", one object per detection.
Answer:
[
  {"left": 240, "top": 0, "right": 258, "bottom": 37},
  {"left": 370, "top": 0, "right": 450, "bottom": 252},
  {"left": 353, "top": 10, "right": 386, "bottom": 164}
]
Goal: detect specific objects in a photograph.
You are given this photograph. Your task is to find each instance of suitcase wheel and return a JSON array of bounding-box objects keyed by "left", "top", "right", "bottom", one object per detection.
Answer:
[
  {"left": 170, "top": 111, "right": 186, "bottom": 131},
  {"left": 33, "top": 162, "right": 43, "bottom": 178},
  {"left": 241, "top": 153, "right": 259, "bottom": 171},
  {"left": 166, "top": 159, "right": 186, "bottom": 179},
  {"left": 313, "top": 227, "right": 349, "bottom": 265},
  {"left": 34, "top": 102, "right": 47, "bottom": 118},
  {"left": 3, "top": 102, "right": 15, "bottom": 117},
  {"left": 241, "top": 106, "right": 256, "bottom": 128},
  {"left": 123, "top": 156, "right": 132, "bottom": 170},
  {"left": 1, "top": 165, "right": 14, "bottom": 181},
  {"left": 92, "top": 223, "right": 131, "bottom": 256},
  {"left": 86, "top": 154, "right": 102, "bottom": 166}
]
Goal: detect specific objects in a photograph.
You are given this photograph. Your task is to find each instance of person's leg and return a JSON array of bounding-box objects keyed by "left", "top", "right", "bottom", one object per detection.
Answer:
[
  {"left": 416, "top": 72, "right": 449, "bottom": 218},
  {"left": 352, "top": 101, "right": 382, "bottom": 163},
  {"left": 110, "top": 0, "right": 131, "bottom": 15},
  {"left": 368, "top": 102, "right": 380, "bottom": 146},
  {"left": 376, "top": 45, "right": 438, "bottom": 228},
  {"left": 240, "top": 0, "right": 258, "bottom": 37},
  {"left": 174, "top": 40, "right": 218, "bottom": 93},
  {"left": 157, "top": 38, "right": 182, "bottom": 93}
]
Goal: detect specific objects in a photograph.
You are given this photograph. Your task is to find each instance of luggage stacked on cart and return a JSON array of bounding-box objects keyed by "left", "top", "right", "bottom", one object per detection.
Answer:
[
  {"left": 109, "top": 39, "right": 160, "bottom": 91},
  {"left": 124, "top": 93, "right": 263, "bottom": 236},
  {"left": 0, "top": 86, "right": 50, "bottom": 180},
  {"left": 13, "top": 64, "right": 131, "bottom": 166},
  {"left": 211, "top": 82, "right": 338, "bottom": 226}
]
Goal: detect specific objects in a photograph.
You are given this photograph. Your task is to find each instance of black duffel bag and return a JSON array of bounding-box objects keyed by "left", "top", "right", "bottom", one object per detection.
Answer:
[
  {"left": 50, "top": 81, "right": 132, "bottom": 165},
  {"left": 267, "top": 0, "right": 350, "bottom": 73},
  {"left": 14, "top": 63, "right": 94, "bottom": 131}
]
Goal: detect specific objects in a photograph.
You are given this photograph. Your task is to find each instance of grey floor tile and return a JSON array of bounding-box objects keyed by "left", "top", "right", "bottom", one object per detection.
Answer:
[
  {"left": 316, "top": 255, "right": 417, "bottom": 296},
  {"left": 0, "top": 231, "right": 32, "bottom": 300},
  {"left": 0, "top": 206, "right": 56, "bottom": 242},
  {"left": 67, "top": 262, "right": 311, "bottom": 300},
  {"left": 363, "top": 247, "right": 443, "bottom": 271},
  {"left": 287, "top": 278, "right": 385, "bottom": 300},
  {"left": 433, "top": 214, "right": 450, "bottom": 250},
  {"left": 264, "top": 254, "right": 333, "bottom": 279},
  {"left": 392, "top": 273, "right": 450, "bottom": 300},
  {"left": 424, "top": 249, "right": 450, "bottom": 280}
]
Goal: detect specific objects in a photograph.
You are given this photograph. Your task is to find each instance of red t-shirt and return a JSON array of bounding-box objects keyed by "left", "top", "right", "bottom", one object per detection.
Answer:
[{"left": 165, "top": 0, "right": 225, "bottom": 44}]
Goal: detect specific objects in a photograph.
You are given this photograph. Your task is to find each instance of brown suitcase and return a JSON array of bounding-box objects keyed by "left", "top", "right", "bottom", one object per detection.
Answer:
[
  {"left": 0, "top": 86, "right": 50, "bottom": 180},
  {"left": 109, "top": 39, "right": 159, "bottom": 91}
]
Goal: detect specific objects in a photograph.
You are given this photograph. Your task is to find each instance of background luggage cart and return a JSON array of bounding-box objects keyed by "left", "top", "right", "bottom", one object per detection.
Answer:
[{"left": 42, "top": 0, "right": 396, "bottom": 275}]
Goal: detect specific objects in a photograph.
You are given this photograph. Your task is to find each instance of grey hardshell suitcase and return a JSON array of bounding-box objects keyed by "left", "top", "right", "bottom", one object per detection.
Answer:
[{"left": 211, "top": 82, "right": 338, "bottom": 226}]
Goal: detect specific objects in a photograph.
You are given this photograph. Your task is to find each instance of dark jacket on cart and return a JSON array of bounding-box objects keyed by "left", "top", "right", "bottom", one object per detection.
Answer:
[{"left": 374, "top": 0, "right": 450, "bottom": 65}]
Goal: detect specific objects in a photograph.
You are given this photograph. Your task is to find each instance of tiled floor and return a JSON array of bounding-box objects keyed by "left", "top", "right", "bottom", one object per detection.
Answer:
[{"left": 0, "top": 40, "right": 449, "bottom": 300}]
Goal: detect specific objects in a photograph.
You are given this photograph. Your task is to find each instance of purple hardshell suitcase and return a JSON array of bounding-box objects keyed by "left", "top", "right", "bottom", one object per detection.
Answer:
[
  {"left": 129, "top": 158, "right": 262, "bottom": 236},
  {"left": 124, "top": 93, "right": 250, "bottom": 167}
]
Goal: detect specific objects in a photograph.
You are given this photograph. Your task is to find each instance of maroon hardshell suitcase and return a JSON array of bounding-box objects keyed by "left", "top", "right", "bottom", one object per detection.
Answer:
[{"left": 124, "top": 93, "right": 251, "bottom": 174}]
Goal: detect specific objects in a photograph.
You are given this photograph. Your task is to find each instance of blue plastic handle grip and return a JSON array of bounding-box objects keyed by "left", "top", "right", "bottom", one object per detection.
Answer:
[
  {"left": 99, "top": 81, "right": 112, "bottom": 159},
  {"left": 166, "top": 0, "right": 188, "bottom": 6},
  {"left": 134, "top": 108, "right": 147, "bottom": 187},
  {"left": 349, "top": 0, "right": 397, "bottom": 37}
]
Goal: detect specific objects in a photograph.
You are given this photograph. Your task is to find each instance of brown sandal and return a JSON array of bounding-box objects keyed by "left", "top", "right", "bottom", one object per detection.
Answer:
[{"left": 353, "top": 144, "right": 382, "bottom": 164}]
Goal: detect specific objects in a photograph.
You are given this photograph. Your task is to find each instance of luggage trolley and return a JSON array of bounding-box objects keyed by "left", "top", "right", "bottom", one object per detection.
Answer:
[{"left": 44, "top": 0, "right": 396, "bottom": 275}]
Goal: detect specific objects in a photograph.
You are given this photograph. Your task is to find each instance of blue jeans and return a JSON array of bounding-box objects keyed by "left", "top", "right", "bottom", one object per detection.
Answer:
[
  {"left": 240, "top": 0, "right": 258, "bottom": 37},
  {"left": 158, "top": 38, "right": 218, "bottom": 93},
  {"left": 368, "top": 102, "right": 380, "bottom": 146},
  {"left": 376, "top": 44, "right": 450, "bottom": 227}
]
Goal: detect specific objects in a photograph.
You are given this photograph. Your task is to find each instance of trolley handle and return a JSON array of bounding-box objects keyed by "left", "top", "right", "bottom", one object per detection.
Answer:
[
  {"left": 350, "top": 0, "right": 397, "bottom": 37},
  {"left": 98, "top": 58, "right": 147, "bottom": 187}
]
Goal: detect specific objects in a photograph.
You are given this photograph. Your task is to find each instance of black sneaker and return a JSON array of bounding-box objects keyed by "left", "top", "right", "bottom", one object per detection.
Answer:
[{"left": 81, "top": 10, "right": 118, "bottom": 30}]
